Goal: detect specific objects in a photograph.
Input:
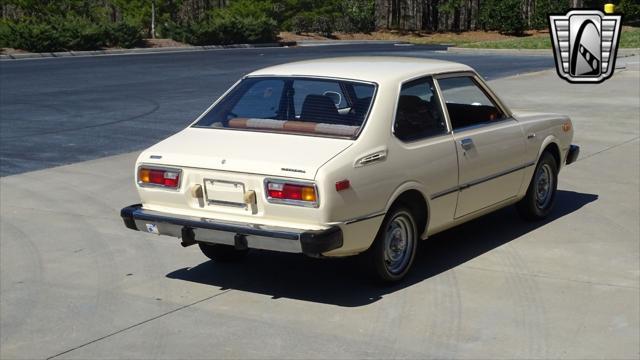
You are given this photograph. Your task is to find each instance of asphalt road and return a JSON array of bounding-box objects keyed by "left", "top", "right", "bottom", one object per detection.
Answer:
[{"left": 0, "top": 44, "right": 554, "bottom": 176}]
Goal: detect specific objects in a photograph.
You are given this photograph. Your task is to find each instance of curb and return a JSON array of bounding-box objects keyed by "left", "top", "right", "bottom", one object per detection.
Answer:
[
  {"left": 618, "top": 48, "right": 640, "bottom": 57},
  {"left": 0, "top": 42, "right": 296, "bottom": 60},
  {"left": 296, "top": 40, "right": 409, "bottom": 47},
  {"left": 447, "top": 46, "right": 639, "bottom": 57},
  {"left": 447, "top": 47, "right": 553, "bottom": 56}
]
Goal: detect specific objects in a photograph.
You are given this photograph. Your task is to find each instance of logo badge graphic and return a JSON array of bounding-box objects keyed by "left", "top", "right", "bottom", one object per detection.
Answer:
[{"left": 549, "top": 9, "right": 622, "bottom": 83}]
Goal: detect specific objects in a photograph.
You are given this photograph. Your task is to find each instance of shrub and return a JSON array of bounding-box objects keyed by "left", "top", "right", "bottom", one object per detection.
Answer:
[
  {"left": 479, "top": 0, "right": 526, "bottom": 35},
  {"left": 531, "top": 0, "right": 570, "bottom": 30},
  {"left": 311, "top": 15, "right": 334, "bottom": 37},
  {"left": 176, "top": 0, "right": 279, "bottom": 46},
  {"left": 290, "top": 11, "right": 336, "bottom": 36},
  {"left": 105, "top": 22, "right": 144, "bottom": 48},
  {"left": 291, "top": 13, "right": 314, "bottom": 34},
  {"left": 59, "top": 17, "right": 107, "bottom": 51},
  {"left": 619, "top": 0, "right": 640, "bottom": 24},
  {"left": 184, "top": 13, "right": 278, "bottom": 45},
  {"left": 0, "top": 16, "right": 143, "bottom": 52},
  {"left": 340, "top": 0, "right": 375, "bottom": 33},
  {"left": 2, "top": 20, "right": 67, "bottom": 52},
  {"left": 0, "top": 21, "right": 11, "bottom": 48}
]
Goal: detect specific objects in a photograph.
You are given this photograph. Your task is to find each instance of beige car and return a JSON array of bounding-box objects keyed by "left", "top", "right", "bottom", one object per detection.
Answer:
[{"left": 121, "top": 57, "right": 579, "bottom": 282}]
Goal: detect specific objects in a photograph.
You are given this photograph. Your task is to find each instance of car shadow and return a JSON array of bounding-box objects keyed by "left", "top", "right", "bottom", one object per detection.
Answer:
[{"left": 166, "top": 190, "right": 597, "bottom": 307}]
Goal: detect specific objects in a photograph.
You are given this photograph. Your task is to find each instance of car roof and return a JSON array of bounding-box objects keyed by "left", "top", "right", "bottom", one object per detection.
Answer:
[{"left": 247, "top": 56, "right": 474, "bottom": 83}]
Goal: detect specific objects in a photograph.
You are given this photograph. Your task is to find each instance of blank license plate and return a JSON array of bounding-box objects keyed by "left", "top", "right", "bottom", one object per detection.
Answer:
[{"left": 204, "top": 179, "right": 246, "bottom": 207}]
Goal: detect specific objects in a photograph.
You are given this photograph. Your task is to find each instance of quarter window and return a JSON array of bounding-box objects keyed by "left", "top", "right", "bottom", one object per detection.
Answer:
[
  {"left": 437, "top": 76, "right": 506, "bottom": 129},
  {"left": 394, "top": 77, "right": 447, "bottom": 141}
]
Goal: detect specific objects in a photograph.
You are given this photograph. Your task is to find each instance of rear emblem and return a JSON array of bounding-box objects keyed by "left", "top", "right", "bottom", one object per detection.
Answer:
[
  {"left": 281, "top": 167, "right": 306, "bottom": 174},
  {"left": 221, "top": 159, "right": 226, "bottom": 165}
]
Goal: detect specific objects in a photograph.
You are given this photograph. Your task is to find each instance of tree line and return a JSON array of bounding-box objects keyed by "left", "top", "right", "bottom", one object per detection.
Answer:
[
  {"left": 375, "top": 0, "right": 638, "bottom": 33},
  {"left": 1, "top": 0, "right": 638, "bottom": 52}
]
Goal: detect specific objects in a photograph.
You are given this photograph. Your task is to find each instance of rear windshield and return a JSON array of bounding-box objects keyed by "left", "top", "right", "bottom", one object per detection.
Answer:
[{"left": 193, "top": 77, "right": 376, "bottom": 138}]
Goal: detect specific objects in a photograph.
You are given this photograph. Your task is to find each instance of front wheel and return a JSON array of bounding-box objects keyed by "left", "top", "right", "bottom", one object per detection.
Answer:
[
  {"left": 365, "top": 206, "right": 419, "bottom": 283},
  {"left": 517, "top": 151, "right": 558, "bottom": 220}
]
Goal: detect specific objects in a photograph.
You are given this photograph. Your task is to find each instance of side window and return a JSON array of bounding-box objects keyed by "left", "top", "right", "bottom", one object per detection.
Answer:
[
  {"left": 394, "top": 77, "right": 447, "bottom": 142},
  {"left": 353, "top": 84, "right": 374, "bottom": 100},
  {"left": 230, "top": 79, "right": 284, "bottom": 119},
  {"left": 437, "top": 76, "right": 505, "bottom": 130}
]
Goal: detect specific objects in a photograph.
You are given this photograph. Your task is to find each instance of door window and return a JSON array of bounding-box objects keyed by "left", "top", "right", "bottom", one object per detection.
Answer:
[
  {"left": 438, "top": 76, "right": 505, "bottom": 130},
  {"left": 393, "top": 77, "right": 447, "bottom": 141}
]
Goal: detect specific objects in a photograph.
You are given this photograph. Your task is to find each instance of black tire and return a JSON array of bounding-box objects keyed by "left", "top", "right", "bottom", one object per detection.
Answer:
[
  {"left": 198, "top": 243, "right": 248, "bottom": 262},
  {"left": 365, "top": 205, "right": 419, "bottom": 283},
  {"left": 517, "top": 151, "right": 559, "bottom": 220}
]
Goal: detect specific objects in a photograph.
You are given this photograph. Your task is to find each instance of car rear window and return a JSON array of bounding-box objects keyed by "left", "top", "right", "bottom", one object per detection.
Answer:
[{"left": 193, "top": 77, "right": 376, "bottom": 138}]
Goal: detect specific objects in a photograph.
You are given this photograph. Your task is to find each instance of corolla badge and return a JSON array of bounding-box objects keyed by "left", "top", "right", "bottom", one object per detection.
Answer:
[{"left": 549, "top": 9, "right": 622, "bottom": 83}]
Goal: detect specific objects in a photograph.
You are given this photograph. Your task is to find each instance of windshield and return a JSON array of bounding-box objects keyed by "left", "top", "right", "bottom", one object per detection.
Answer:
[{"left": 193, "top": 76, "right": 376, "bottom": 138}]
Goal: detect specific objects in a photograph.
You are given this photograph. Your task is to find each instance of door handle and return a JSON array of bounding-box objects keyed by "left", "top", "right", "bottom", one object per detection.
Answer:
[{"left": 460, "top": 138, "right": 474, "bottom": 150}]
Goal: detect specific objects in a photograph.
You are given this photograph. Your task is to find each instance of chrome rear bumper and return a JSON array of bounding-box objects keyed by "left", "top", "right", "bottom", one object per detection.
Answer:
[{"left": 120, "top": 204, "right": 342, "bottom": 257}]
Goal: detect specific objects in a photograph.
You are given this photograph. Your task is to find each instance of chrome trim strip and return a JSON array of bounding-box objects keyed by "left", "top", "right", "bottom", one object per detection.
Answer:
[
  {"left": 462, "top": 161, "right": 535, "bottom": 189},
  {"left": 430, "top": 161, "right": 535, "bottom": 200},
  {"left": 430, "top": 186, "right": 460, "bottom": 200},
  {"left": 354, "top": 150, "right": 387, "bottom": 167},
  {"left": 434, "top": 71, "right": 513, "bottom": 119},
  {"left": 450, "top": 117, "right": 517, "bottom": 134},
  {"left": 343, "top": 211, "right": 386, "bottom": 225}
]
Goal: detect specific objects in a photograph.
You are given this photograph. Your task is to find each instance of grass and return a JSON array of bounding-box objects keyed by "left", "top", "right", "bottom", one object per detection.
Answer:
[
  {"left": 459, "top": 36, "right": 551, "bottom": 49},
  {"left": 458, "top": 27, "right": 640, "bottom": 49},
  {"left": 620, "top": 27, "right": 640, "bottom": 48}
]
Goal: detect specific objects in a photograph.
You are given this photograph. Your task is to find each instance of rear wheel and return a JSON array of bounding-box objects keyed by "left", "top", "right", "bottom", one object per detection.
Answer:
[
  {"left": 198, "top": 243, "right": 248, "bottom": 262},
  {"left": 365, "top": 206, "right": 419, "bottom": 283},
  {"left": 517, "top": 151, "right": 558, "bottom": 220}
]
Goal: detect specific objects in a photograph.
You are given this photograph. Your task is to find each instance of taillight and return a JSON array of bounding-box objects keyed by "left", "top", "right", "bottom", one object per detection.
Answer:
[
  {"left": 138, "top": 166, "right": 181, "bottom": 189},
  {"left": 265, "top": 180, "right": 318, "bottom": 207}
]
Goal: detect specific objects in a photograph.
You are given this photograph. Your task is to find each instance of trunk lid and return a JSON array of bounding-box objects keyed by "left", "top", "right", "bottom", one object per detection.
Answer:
[{"left": 139, "top": 127, "right": 353, "bottom": 180}]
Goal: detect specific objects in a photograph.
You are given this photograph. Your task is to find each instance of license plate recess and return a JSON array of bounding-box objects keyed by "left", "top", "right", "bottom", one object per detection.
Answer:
[{"left": 204, "top": 179, "right": 246, "bottom": 207}]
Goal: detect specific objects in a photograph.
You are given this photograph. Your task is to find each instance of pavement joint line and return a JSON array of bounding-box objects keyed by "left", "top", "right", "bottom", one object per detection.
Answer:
[
  {"left": 576, "top": 136, "right": 640, "bottom": 163},
  {"left": 45, "top": 289, "right": 233, "bottom": 360},
  {"left": 462, "top": 264, "right": 640, "bottom": 290},
  {"left": 0, "top": 204, "right": 122, "bottom": 221}
]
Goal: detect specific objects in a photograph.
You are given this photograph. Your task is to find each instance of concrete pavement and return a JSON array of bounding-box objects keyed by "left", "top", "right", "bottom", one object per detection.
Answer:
[{"left": 0, "top": 57, "right": 638, "bottom": 359}]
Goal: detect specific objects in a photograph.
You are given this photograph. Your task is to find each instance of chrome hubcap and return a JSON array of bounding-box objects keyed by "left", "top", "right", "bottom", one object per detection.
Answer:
[
  {"left": 535, "top": 163, "right": 554, "bottom": 209},
  {"left": 383, "top": 213, "right": 414, "bottom": 275}
]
